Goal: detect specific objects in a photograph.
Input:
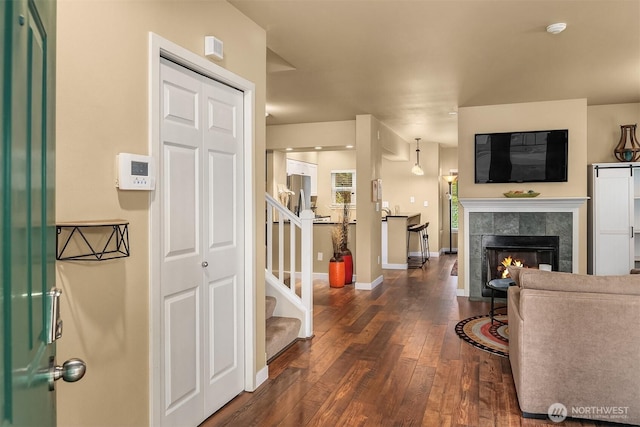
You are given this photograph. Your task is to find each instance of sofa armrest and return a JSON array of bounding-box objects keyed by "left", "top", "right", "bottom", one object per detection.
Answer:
[{"left": 507, "top": 286, "right": 524, "bottom": 399}]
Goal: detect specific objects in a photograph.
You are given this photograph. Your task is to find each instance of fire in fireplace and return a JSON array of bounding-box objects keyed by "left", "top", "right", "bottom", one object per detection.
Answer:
[
  {"left": 498, "top": 255, "right": 524, "bottom": 278},
  {"left": 482, "top": 235, "right": 560, "bottom": 284}
]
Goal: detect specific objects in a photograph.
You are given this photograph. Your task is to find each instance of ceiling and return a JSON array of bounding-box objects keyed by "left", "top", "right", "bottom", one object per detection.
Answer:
[{"left": 229, "top": 0, "right": 640, "bottom": 147}]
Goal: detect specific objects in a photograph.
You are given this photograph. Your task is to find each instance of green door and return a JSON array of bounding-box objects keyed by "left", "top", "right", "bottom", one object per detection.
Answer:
[{"left": 1, "top": 0, "right": 60, "bottom": 425}]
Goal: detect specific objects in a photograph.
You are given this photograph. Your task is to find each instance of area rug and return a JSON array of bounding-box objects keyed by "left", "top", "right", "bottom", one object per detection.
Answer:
[
  {"left": 450, "top": 260, "right": 458, "bottom": 276},
  {"left": 454, "top": 314, "right": 509, "bottom": 357}
]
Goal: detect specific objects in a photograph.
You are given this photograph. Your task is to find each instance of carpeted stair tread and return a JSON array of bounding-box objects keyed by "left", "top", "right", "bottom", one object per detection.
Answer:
[
  {"left": 266, "top": 315, "right": 301, "bottom": 362},
  {"left": 266, "top": 296, "right": 277, "bottom": 320}
]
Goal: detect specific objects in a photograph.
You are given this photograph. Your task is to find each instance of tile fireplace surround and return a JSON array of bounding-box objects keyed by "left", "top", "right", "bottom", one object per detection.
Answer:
[{"left": 459, "top": 197, "right": 588, "bottom": 299}]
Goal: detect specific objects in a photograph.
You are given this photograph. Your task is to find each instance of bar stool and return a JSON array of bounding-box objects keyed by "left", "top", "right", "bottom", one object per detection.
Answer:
[
  {"left": 421, "top": 222, "right": 430, "bottom": 261},
  {"left": 407, "top": 222, "right": 429, "bottom": 268}
]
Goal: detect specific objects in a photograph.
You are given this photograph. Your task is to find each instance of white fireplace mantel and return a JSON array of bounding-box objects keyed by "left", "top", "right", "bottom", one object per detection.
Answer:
[
  {"left": 458, "top": 197, "right": 589, "bottom": 297},
  {"left": 459, "top": 197, "right": 588, "bottom": 212}
]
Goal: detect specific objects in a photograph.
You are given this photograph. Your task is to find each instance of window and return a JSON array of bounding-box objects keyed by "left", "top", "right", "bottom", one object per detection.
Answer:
[
  {"left": 449, "top": 170, "right": 459, "bottom": 230},
  {"left": 451, "top": 179, "right": 459, "bottom": 229},
  {"left": 331, "top": 170, "right": 356, "bottom": 206}
]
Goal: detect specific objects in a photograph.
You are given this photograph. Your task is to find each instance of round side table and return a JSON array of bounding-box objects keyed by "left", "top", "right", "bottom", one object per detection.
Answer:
[{"left": 487, "top": 278, "right": 516, "bottom": 325}]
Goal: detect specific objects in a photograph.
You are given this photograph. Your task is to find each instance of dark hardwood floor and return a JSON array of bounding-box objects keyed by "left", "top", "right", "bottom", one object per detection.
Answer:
[{"left": 201, "top": 255, "right": 612, "bottom": 427}]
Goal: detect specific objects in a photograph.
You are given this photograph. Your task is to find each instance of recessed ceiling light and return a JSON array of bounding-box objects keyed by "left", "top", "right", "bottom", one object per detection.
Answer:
[
  {"left": 546, "top": 22, "right": 567, "bottom": 34},
  {"left": 314, "top": 146, "right": 322, "bottom": 150},
  {"left": 346, "top": 145, "right": 354, "bottom": 149},
  {"left": 448, "top": 111, "right": 458, "bottom": 116},
  {"left": 285, "top": 147, "right": 293, "bottom": 151}
]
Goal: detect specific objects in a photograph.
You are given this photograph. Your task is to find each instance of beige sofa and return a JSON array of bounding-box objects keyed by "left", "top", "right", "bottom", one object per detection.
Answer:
[{"left": 508, "top": 268, "right": 640, "bottom": 425}]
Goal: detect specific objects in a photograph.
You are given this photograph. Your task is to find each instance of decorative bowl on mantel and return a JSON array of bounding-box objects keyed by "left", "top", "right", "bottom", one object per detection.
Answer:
[{"left": 503, "top": 190, "right": 540, "bottom": 198}]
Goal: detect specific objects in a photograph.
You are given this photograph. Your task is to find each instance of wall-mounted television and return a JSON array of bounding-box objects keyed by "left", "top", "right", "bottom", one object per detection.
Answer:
[{"left": 474, "top": 129, "right": 568, "bottom": 183}]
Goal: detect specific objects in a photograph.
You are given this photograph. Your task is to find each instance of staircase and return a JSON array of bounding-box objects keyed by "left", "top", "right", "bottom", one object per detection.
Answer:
[
  {"left": 266, "top": 296, "right": 301, "bottom": 362},
  {"left": 264, "top": 192, "right": 314, "bottom": 361}
]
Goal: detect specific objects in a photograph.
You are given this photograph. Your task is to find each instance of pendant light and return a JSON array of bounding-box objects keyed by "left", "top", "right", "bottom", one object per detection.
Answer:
[{"left": 411, "top": 137, "right": 425, "bottom": 176}]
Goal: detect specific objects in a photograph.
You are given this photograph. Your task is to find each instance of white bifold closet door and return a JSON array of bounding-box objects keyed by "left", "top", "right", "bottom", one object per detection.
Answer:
[{"left": 158, "top": 57, "right": 245, "bottom": 427}]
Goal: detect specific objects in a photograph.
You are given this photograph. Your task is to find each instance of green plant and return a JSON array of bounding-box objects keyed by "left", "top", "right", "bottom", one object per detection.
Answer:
[
  {"left": 340, "top": 202, "right": 350, "bottom": 249},
  {"left": 331, "top": 226, "right": 343, "bottom": 258},
  {"left": 330, "top": 203, "right": 351, "bottom": 258}
]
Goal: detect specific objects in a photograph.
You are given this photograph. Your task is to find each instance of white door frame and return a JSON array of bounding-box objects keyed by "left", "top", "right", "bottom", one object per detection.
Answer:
[{"left": 147, "top": 33, "right": 256, "bottom": 426}]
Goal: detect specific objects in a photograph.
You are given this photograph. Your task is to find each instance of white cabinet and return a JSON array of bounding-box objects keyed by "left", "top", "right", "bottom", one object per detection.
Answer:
[
  {"left": 286, "top": 158, "right": 304, "bottom": 175},
  {"left": 635, "top": 170, "right": 640, "bottom": 266},
  {"left": 588, "top": 163, "right": 640, "bottom": 275},
  {"left": 286, "top": 159, "right": 317, "bottom": 196}
]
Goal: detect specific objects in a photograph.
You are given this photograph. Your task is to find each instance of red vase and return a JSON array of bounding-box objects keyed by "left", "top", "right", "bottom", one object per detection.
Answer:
[
  {"left": 341, "top": 247, "right": 353, "bottom": 284},
  {"left": 328, "top": 255, "right": 345, "bottom": 288}
]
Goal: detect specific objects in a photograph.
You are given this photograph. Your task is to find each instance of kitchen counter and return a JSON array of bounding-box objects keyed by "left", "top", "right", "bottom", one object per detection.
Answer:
[
  {"left": 381, "top": 213, "right": 421, "bottom": 269},
  {"left": 275, "top": 217, "right": 355, "bottom": 224},
  {"left": 382, "top": 212, "right": 420, "bottom": 221},
  {"left": 312, "top": 219, "right": 357, "bottom": 224}
]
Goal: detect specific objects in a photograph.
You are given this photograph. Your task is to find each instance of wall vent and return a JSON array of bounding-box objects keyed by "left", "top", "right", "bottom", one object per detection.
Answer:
[{"left": 205, "top": 36, "right": 223, "bottom": 61}]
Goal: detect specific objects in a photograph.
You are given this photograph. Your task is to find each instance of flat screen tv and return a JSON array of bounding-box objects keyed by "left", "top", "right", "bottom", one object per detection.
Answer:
[{"left": 474, "top": 129, "right": 568, "bottom": 183}]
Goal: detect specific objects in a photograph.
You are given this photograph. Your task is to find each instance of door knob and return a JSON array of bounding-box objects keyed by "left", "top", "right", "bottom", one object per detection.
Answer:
[
  {"left": 202, "top": 261, "right": 209, "bottom": 268},
  {"left": 49, "top": 358, "right": 86, "bottom": 390}
]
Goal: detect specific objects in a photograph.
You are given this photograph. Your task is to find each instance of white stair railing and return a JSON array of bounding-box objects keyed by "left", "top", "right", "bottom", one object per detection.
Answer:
[{"left": 265, "top": 192, "right": 313, "bottom": 338}]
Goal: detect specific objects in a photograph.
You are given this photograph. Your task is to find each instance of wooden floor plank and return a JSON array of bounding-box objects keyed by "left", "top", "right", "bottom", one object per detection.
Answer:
[
  {"left": 395, "top": 364, "right": 436, "bottom": 426},
  {"left": 399, "top": 318, "right": 431, "bottom": 360},
  {"left": 305, "top": 359, "right": 376, "bottom": 427},
  {"left": 201, "top": 255, "right": 611, "bottom": 427}
]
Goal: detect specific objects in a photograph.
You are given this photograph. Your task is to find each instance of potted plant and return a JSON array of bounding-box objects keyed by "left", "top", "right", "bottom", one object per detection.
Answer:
[
  {"left": 339, "top": 203, "right": 353, "bottom": 284},
  {"left": 329, "top": 226, "right": 345, "bottom": 288}
]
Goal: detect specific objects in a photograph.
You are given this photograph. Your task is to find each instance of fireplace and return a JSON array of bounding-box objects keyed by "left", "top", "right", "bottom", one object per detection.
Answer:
[
  {"left": 482, "top": 235, "right": 559, "bottom": 285},
  {"left": 459, "top": 197, "right": 588, "bottom": 299}
]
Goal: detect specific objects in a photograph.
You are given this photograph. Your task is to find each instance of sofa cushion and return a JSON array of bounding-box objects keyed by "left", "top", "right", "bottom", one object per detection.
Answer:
[{"left": 517, "top": 268, "right": 640, "bottom": 295}]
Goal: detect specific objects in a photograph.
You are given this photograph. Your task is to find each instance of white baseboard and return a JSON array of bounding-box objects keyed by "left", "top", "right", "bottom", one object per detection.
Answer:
[
  {"left": 252, "top": 365, "right": 269, "bottom": 391},
  {"left": 313, "top": 272, "right": 328, "bottom": 281},
  {"left": 409, "top": 251, "right": 440, "bottom": 258},
  {"left": 382, "top": 263, "right": 408, "bottom": 270},
  {"left": 355, "top": 274, "right": 383, "bottom": 290}
]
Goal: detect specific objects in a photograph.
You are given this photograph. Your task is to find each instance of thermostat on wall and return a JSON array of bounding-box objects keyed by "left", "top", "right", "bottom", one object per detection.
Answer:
[{"left": 116, "top": 153, "right": 156, "bottom": 190}]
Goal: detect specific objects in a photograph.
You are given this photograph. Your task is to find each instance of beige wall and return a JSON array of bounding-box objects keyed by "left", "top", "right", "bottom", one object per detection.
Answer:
[
  {"left": 380, "top": 121, "right": 410, "bottom": 161},
  {"left": 457, "top": 99, "right": 589, "bottom": 289},
  {"left": 355, "top": 115, "right": 383, "bottom": 284},
  {"left": 267, "top": 120, "right": 356, "bottom": 151},
  {"left": 267, "top": 121, "right": 358, "bottom": 220},
  {"left": 266, "top": 119, "right": 446, "bottom": 262},
  {"left": 316, "top": 150, "right": 357, "bottom": 220},
  {"left": 267, "top": 117, "right": 385, "bottom": 285},
  {"left": 458, "top": 99, "right": 588, "bottom": 199},
  {"left": 287, "top": 151, "right": 319, "bottom": 164},
  {"left": 381, "top": 139, "right": 441, "bottom": 253},
  {"left": 55, "top": 2, "right": 266, "bottom": 426},
  {"left": 268, "top": 149, "right": 357, "bottom": 221},
  {"left": 587, "top": 103, "right": 640, "bottom": 164},
  {"left": 268, "top": 150, "right": 287, "bottom": 199}
]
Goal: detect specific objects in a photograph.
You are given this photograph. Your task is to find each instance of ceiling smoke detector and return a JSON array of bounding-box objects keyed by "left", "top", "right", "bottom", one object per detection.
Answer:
[{"left": 546, "top": 23, "right": 567, "bottom": 35}]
